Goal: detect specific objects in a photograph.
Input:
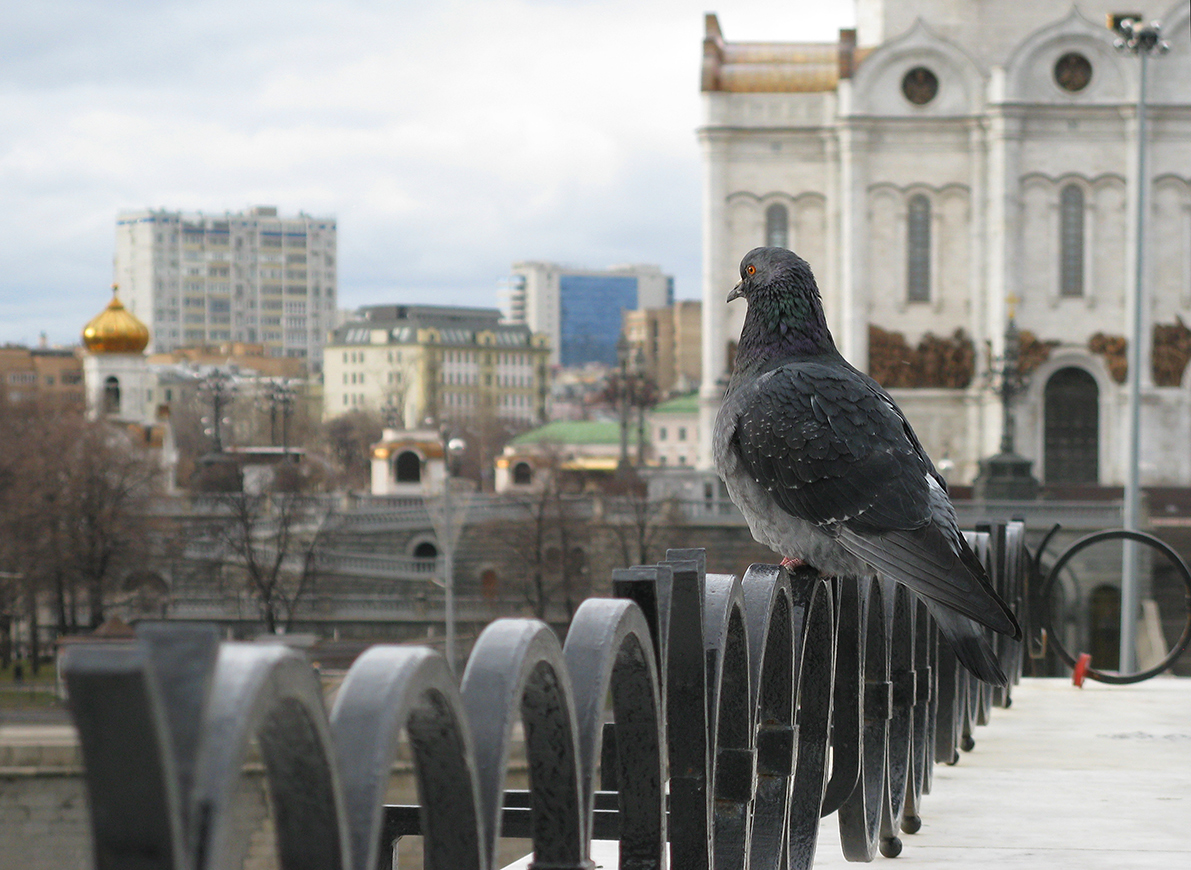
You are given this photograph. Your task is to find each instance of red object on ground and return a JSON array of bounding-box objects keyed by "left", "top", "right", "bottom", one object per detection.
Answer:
[{"left": 1073, "top": 653, "right": 1092, "bottom": 687}]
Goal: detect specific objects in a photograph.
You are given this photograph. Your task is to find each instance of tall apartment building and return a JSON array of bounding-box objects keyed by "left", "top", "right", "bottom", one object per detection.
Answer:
[
  {"left": 114, "top": 206, "right": 337, "bottom": 370},
  {"left": 501, "top": 262, "right": 674, "bottom": 368},
  {"left": 324, "top": 304, "right": 550, "bottom": 429}
]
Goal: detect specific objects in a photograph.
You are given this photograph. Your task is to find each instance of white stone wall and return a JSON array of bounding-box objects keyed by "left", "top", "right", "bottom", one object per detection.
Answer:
[{"left": 699, "top": 1, "right": 1191, "bottom": 486}]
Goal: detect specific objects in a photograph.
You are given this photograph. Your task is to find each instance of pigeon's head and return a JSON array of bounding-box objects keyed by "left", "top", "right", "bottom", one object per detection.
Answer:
[
  {"left": 727, "top": 247, "right": 835, "bottom": 362},
  {"left": 728, "top": 247, "right": 821, "bottom": 305}
]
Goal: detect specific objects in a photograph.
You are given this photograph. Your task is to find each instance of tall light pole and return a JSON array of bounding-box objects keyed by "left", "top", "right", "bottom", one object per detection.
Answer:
[
  {"left": 439, "top": 430, "right": 467, "bottom": 673},
  {"left": 1112, "top": 13, "right": 1168, "bottom": 672},
  {"left": 616, "top": 334, "right": 631, "bottom": 473}
]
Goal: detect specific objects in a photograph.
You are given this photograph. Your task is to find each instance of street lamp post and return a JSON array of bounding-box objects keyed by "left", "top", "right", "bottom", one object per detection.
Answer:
[
  {"left": 1112, "top": 13, "right": 1169, "bottom": 672},
  {"left": 616, "top": 334, "right": 631, "bottom": 472},
  {"left": 973, "top": 298, "right": 1039, "bottom": 500},
  {"left": 440, "top": 431, "right": 467, "bottom": 673},
  {"left": 199, "top": 370, "right": 235, "bottom": 454},
  {"left": 634, "top": 346, "right": 648, "bottom": 467}
]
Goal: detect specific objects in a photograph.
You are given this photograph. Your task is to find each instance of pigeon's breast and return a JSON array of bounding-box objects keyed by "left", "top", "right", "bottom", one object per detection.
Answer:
[{"left": 716, "top": 428, "right": 869, "bottom": 575}]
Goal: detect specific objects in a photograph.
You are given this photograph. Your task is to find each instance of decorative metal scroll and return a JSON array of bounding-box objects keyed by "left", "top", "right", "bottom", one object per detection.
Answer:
[{"left": 63, "top": 521, "right": 1028, "bottom": 870}]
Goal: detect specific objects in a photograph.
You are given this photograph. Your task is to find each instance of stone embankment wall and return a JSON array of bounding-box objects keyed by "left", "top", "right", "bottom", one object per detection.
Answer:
[{"left": 1, "top": 724, "right": 529, "bottom": 870}]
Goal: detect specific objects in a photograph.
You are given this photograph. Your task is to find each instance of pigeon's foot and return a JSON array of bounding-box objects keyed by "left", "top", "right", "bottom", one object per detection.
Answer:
[{"left": 779, "top": 556, "right": 806, "bottom": 570}]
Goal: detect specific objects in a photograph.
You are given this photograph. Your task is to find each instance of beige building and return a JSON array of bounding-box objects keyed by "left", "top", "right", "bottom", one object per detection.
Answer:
[
  {"left": 324, "top": 305, "right": 550, "bottom": 429},
  {"left": 623, "top": 300, "right": 702, "bottom": 398},
  {"left": 698, "top": 1, "right": 1191, "bottom": 487},
  {"left": 0, "top": 343, "right": 84, "bottom": 406},
  {"left": 114, "top": 206, "right": 336, "bottom": 369}
]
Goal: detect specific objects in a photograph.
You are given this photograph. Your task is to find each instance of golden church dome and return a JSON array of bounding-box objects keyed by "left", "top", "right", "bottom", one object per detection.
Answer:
[{"left": 82, "top": 287, "right": 150, "bottom": 354}]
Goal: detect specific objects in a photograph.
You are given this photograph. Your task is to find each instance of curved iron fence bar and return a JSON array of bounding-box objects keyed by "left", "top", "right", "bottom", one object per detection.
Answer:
[
  {"left": 836, "top": 577, "right": 891, "bottom": 862},
  {"left": 329, "top": 646, "right": 484, "bottom": 870},
  {"left": 879, "top": 579, "right": 915, "bottom": 858},
  {"left": 61, "top": 641, "right": 184, "bottom": 870},
  {"left": 562, "top": 597, "right": 667, "bottom": 869},
  {"left": 781, "top": 569, "right": 835, "bottom": 870},
  {"left": 820, "top": 577, "right": 860, "bottom": 818},
  {"left": 1041, "top": 528, "right": 1191, "bottom": 684},
  {"left": 702, "top": 572, "right": 755, "bottom": 869},
  {"left": 656, "top": 552, "right": 713, "bottom": 870},
  {"left": 902, "top": 596, "right": 935, "bottom": 833},
  {"left": 738, "top": 564, "right": 796, "bottom": 870},
  {"left": 459, "top": 618, "right": 587, "bottom": 870},
  {"left": 191, "top": 643, "right": 350, "bottom": 870}
]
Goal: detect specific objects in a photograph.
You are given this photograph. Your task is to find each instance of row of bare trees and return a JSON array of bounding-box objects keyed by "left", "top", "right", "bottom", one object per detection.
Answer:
[
  {"left": 474, "top": 464, "right": 675, "bottom": 623},
  {"left": 0, "top": 396, "right": 161, "bottom": 671}
]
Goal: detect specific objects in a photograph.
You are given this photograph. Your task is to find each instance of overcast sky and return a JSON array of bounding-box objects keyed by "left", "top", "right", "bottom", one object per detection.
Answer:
[{"left": 0, "top": 0, "right": 853, "bottom": 347}]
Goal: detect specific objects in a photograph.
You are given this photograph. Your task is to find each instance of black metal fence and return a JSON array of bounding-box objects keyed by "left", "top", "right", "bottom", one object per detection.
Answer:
[{"left": 62, "top": 520, "right": 1029, "bottom": 870}]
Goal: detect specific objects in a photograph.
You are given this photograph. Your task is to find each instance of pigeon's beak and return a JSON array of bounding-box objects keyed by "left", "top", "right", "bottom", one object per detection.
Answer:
[{"left": 727, "top": 281, "right": 745, "bottom": 303}]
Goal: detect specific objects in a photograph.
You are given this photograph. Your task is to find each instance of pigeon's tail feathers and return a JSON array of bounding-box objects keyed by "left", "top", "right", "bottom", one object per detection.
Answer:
[
  {"left": 926, "top": 600, "right": 1009, "bottom": 686},
  {"left": 838, "top": 524, "right": 1022, "bottom": 639}
]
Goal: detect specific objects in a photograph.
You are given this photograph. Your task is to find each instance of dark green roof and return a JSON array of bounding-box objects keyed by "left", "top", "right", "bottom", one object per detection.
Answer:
[
  {"left": 511, "top": 420, "right": 641, "bottom": 446},
  {"left": 652, "top": 392, "right": 699, "bottom": 414}
]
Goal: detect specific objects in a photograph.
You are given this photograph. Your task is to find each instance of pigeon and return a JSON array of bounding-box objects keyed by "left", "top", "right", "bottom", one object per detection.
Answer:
[{"left": 713, "top": 247, "right": 1021, "bottom": 685}]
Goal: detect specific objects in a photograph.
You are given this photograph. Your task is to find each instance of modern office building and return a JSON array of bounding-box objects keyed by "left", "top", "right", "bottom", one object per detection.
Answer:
[
  {"left": 113, "top": 206, "right": 337, "bottom": 370},
  {"left": 324, "top": 304, "right": 550, "bottom": 429},
  {"left": 501, "top": 262, "right": 674, "bottom": 368},
  {"left": 697, "top": 1, "right": 1191, "bottom": 487}
]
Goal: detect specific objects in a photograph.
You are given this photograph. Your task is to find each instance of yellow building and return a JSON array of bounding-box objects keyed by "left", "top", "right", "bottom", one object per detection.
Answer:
[{"left": 324, "top": 304, "right": 550, "bottom": 429}]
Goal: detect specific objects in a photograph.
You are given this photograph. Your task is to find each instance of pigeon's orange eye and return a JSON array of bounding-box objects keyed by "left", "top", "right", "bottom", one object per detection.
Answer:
[{"left": 746, "top": 264, "right": 756, "bottom": 276}]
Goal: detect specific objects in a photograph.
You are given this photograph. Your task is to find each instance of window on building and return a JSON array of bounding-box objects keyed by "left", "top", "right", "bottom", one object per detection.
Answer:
[
  {"left": 1059, "top": 184, "right": 1084, "bottom": 297},
  {"left": 906, "top": 194, "right": 931, "bottom": 302},
  {"left": 677, "top": 427, "right": 687, "bottom": 441},
  {"left": 512, "top": 461, "right": 533, "bottom": 485},
  {"left": 765, "top": 204, "right": 788, "bottom": 248},
  {"left": 103, "top": 376, "right": 120, "bottom": 415}
]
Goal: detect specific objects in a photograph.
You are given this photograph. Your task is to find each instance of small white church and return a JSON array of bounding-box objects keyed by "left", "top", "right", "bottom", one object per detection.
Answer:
[
  {"left": 81, "top": 289, "right": 177, "bottom": 487},
  {"left": 697, "top": 1, "right": 1191, "bottom": 489}
]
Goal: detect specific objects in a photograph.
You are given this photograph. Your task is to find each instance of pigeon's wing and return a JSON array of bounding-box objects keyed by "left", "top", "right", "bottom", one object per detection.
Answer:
[
  {"left": 730, "top": 360, "right": 933, "bottom": 533},
  {"left": 731, "top": 360, "right": 1020, "bottom": 639}
]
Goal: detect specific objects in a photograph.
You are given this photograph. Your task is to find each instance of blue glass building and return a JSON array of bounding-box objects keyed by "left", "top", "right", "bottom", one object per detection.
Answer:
[{"left": 559, "top": 274, "right": 640, "bottom": 367}]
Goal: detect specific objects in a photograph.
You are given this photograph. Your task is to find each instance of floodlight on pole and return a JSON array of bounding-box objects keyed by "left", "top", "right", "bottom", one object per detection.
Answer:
[{"left": 1111, "top": 13, "right": 1169, "bottom": 672}]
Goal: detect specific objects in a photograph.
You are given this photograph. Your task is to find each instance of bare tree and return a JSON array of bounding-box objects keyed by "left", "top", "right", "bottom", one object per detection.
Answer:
[
  {"left": 203, "top": 462, "right": 335, "bottom": 633},
  {"left": 0, "top": 396, "right": 162, "bottom": 668},
  {"left": 601, "top": 475, "right": 675, "bottom": 569},
  {"left": 476, "top": 449, "right": 591, "bottom": 621}
]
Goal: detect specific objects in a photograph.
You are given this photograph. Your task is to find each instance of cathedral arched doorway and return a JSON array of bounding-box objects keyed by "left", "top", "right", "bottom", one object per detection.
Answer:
[
  {"left": 393, "top": 450, "right": 422, "bottom": 483},
  {"left": 1043, "top": 367, "right": 1098, "bottom": 484}
]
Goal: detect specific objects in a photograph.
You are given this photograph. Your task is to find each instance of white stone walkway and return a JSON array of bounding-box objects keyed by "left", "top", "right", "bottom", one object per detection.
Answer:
[
  {"left": 519, "top": 676, "right": 1190, "bottom": 869},
  {"left": 813, "top": 676, "right": 1191, "bottom": 868}
]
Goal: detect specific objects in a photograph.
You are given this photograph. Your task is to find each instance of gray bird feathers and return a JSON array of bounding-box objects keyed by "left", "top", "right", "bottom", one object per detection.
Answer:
[{"left": 713, "top": 247, "right": 1021, "bottom": 685}]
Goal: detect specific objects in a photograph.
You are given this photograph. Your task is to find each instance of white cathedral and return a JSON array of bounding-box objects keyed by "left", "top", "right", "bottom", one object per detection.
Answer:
[{"left": 697, "top": 1, "right": 1191, "bottom": 491}]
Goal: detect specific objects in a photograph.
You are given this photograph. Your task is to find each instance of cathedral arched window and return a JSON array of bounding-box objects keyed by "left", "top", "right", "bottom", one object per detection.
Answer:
[
  {"left": 906, "top": 194, "right": 931, "bottom": 302},
  {"left": 765, "top": 204, "right": 788, "bottom": 249},
  {"left": 1059, "top": 184, "right": 1084, "bottom": 297},
  {"left": 103, "top": 376, "right": 120, "bottom": 415}
]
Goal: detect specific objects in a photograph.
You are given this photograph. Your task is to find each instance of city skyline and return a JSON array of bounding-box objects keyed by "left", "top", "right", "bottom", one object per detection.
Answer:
[{"left": 0, "top": 0, "right": 853, "bottom": 347}]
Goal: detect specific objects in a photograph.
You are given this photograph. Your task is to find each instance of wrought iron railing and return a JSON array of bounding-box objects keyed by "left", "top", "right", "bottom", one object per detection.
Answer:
[{"left": 63, "top": 520, "right": 1029, "bottom": 870}]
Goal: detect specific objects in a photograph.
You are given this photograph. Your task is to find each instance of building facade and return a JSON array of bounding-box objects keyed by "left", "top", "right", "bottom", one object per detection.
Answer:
[
  {"left": 623, "top": 300, "right": 703, "bottom": 398},
  {"left": 698, "top": 1, "right": 1191, "bottom": 487},
  {"left": 324, "top": 304, "right": 550, "bottom": 429},
  {"left": 502, "top": 262, "right": 674, "bottom": 367},
  {"left": 0, "top": 343, "right": 84, "bottom": 407},
  {"left": 114, "top": 206, "right": 337, "bottom": 369}
]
